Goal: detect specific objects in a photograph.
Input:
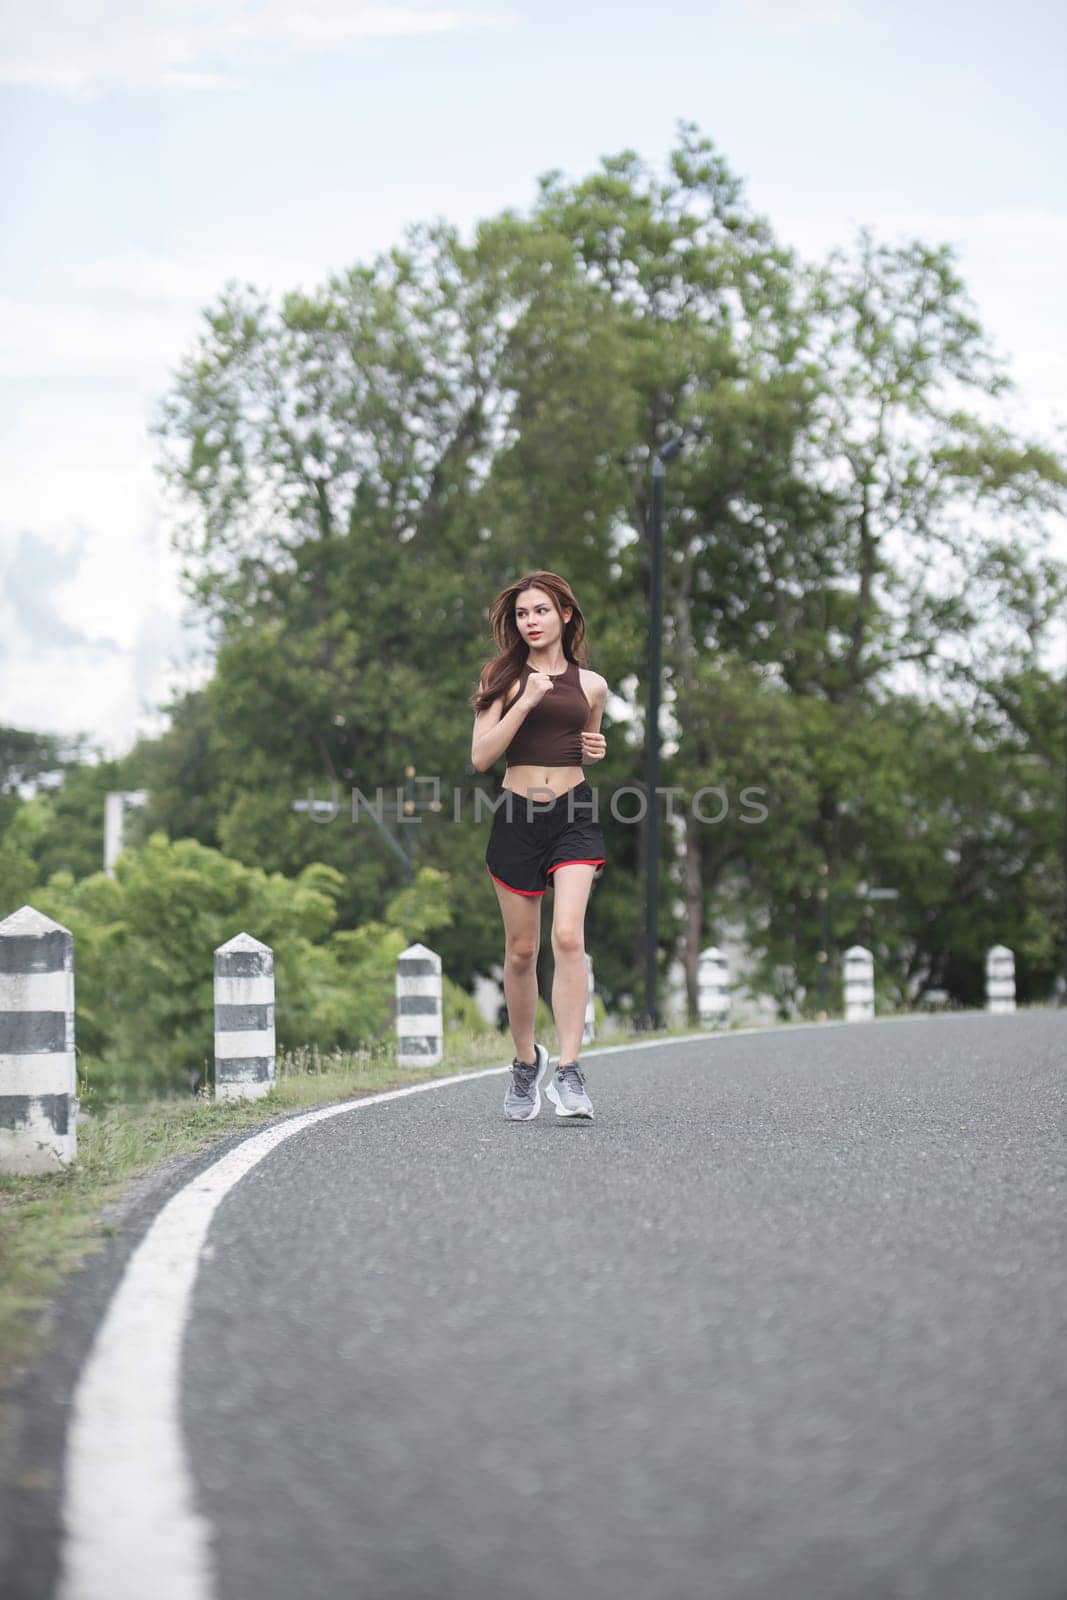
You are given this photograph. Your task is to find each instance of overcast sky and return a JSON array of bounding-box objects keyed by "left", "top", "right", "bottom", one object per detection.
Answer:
[{"left": 2, "top": 0, "right": 1065, "bottom": 759}]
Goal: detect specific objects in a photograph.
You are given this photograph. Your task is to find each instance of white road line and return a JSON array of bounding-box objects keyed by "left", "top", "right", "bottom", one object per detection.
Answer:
[
  {"left": 55, "top": 1065, "right": 506, "bottom": 1600},
  {"left": 55, "top": 1009, "right": 1006, "bottom": 1599}
]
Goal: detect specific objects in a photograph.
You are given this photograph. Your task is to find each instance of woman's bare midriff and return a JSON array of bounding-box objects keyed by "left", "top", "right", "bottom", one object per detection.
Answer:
[{"left": 502, "top": 765, "right": 585, "bottom": 801}]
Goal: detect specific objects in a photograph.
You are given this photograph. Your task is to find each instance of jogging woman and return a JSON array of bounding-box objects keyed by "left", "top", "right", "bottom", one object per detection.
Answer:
[{"left": 470, "top": 571, "right": 608, "bottom": 1122}]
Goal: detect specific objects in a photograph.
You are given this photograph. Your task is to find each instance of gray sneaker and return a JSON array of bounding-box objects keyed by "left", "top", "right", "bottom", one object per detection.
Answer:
[
  {"left": 545, "top": 1059, "right": 594, "bottom": 1119},
  {"left": 503, "top": 1042, "right": 550, "bottom": 1120}
]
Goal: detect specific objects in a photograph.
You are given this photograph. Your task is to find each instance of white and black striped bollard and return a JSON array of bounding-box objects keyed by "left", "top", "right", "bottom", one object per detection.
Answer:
[
  {"left": 396, "top": 943, "right": 442, "bottom": 1067},
  {"left": 844, "top": 944, "right": 875, "bottom": 1021},
  {"left": 985, "top": 945, "right": 1016, "bottom": 1014},
  {"left": 214, "top": 933, "right": 276, "bottom": 1100},
  {"left": 698, "top": 946, "right": 730, "bottom": 1027},
  {"left": 0, "top": 905, "right": 77, "bottom": 1174},
  {"left": 582, "top": 952, "right": 596, "bottom": 1045}
]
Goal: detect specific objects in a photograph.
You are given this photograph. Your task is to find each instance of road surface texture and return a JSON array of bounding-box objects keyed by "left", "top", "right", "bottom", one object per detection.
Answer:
[{"left": 3, "top": 1011, "right": 1065, "bottom": 1599}]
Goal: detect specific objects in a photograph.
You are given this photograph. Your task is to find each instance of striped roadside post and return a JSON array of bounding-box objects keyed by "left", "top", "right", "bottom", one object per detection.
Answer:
[
  {"left": 985, "top": 945, "right": 1016, "bottom": 1014},
  {"left": 698, "top": 946, "right": 730, "bottom": 1027},
  {"left": 396, "top": 943, "right": 442, "bottom": 1067},
  {"left": 0, "top": 905, "right": 77, "bottom": 1174},
  {"left": 214, "top": 933, "right": 276, "bottom": 1100},
  {"left": 582, "top": 952, "right": 596, "bottom": 1045},
  {"left": 844, "top": 944, "right": 875, "bottom": 1021},
  {"left": 665, "top": 957, "right": 688, "bottom": 1025}
]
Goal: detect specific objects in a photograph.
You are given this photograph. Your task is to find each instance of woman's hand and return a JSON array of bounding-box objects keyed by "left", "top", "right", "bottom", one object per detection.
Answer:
[
  {"left": 522, "top": 672, "right": 554, "bottom": 708},
  {"left": 580, "top": 730, "right": 606, "bottom": 764}
]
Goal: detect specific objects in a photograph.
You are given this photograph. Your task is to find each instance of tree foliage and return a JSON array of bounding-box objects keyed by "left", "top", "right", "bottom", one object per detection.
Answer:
[{"left": 26, "top": 835, "right": 482, "bottom": 1104}]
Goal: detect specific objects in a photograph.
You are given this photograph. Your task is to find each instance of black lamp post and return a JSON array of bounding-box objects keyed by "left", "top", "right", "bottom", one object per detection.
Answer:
[{"left": 639, "top": 431, "right": 687, "bottom": 1032}]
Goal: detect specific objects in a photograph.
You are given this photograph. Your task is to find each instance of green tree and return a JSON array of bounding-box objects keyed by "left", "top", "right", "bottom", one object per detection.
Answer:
[{"left": 33, "top": 835, "right": 477, "bottom": 1104}]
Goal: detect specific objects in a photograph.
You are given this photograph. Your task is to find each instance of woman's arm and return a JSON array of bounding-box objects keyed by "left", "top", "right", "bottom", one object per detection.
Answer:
[
  {"left": 471, "top": 677, "right": 530, "bottom": 772},
  {"left": 580, "top": 673, "right": 608, "bottom": 764}
]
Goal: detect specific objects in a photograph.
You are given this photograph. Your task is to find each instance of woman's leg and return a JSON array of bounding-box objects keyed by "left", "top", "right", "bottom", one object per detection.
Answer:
[
  {"left": 492, "top": 880, "right": 543, "bottom": 1062},
  {"left": 549, "top": 863, "right": 598, "bottom": 1064}
]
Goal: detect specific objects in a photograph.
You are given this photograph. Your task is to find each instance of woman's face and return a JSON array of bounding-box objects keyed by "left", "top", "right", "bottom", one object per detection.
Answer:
[{"left": 515, "top": 587, "right": 571, "bottom": 647}]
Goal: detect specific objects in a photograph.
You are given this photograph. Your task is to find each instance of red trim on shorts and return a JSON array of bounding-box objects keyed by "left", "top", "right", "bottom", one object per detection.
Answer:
[
  {"left": 486, "top": 865, "right": 546, "bottom": 897},
  {"left": 546, "top": 859, "right": 606, "bottom": 874}
]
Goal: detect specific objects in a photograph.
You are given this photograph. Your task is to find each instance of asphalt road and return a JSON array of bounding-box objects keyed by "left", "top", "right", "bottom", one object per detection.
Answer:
[{"left": 5, "top": 1011, "right": 1067, "bottom": 1599}]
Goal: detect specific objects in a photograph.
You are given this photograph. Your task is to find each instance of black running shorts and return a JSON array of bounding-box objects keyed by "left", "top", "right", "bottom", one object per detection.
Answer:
[{"left": 485, "top": 779, "right": 607, "bottom": 897}]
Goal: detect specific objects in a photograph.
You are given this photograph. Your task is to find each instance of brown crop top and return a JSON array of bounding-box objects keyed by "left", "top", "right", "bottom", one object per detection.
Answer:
[{"left": 503, "top": 657, "right": 590, "bottom": 768}]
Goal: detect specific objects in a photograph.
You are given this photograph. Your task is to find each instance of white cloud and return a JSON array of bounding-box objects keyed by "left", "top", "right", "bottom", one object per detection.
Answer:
[
  {"left": 0, "top": 517, "right": 212, "bottom": 757},
  {"left": 0, "top": 528, "right": 120, "bottom": 657},
  {"left": 0, "top": 255, "right": 223, "bottom": 754},
  {"left": 0, "top": 1, "right": 514, "bottom": 94},
  {"left": 0, "top": 252, "right": 327, "bottom": 385},
  {"left": 0, "top": 248, "right": 320, "bottom": 754}
]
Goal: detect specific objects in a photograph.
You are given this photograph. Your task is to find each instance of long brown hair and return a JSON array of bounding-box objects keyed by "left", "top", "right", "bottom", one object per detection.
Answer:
[{"left": 470, "top": 571, "right": 591, "bottom": 712}]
